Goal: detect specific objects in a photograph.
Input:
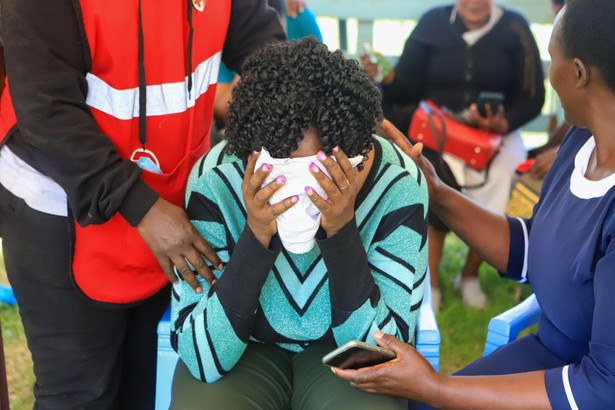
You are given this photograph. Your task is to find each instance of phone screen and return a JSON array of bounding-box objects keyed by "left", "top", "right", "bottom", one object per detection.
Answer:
[
  {"left": 477, "top": 92, "right": 504, "bottom": 117},
  {"left": 322, "top": 343, "right": 396, "bottom": 369}
]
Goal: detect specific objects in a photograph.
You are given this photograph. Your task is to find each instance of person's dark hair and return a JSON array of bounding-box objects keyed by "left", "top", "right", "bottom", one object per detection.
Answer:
[
  {"left": 561, "top": 0, "right": 615, "bottom": 93},
  {"left": 224, "top": 36, "right": 383, "bottom": 160}
]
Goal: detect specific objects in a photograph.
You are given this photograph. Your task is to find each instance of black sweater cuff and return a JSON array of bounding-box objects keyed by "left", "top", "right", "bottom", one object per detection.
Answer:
[
  {"left": 118, "top": 178, "right": 160, "bottom": 227},
  {"left": 215, "top": 226, "right": 280, "bottom": 317},
  {"left": 317, "top": 218, "right": 375, "bottom": 311}
]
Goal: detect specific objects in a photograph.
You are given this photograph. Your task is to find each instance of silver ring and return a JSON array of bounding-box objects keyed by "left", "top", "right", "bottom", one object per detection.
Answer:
[{"left": 339, "top": 179, "right": 351, "bottom": 191}]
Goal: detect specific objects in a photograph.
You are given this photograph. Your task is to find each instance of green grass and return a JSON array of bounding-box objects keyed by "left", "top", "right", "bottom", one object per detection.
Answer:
[
  {"left": 0, "top": 235, "right": 535, "bottom": 407},
  {"left": 0, "top": 247, "right": 35, "bottom": 410},
  {"left": 436, "top": 235, "right": 534, "bottom": 373}
]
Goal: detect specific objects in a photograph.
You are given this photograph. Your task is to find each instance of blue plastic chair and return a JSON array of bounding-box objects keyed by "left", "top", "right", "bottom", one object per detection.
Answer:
[
  {"left": 0, "top": 285, "right": 16, "bottom": 306},
  {"left": 483, "top": 294, "right": 541, "bottom": 357},
  {"left": 155, "top": 269, "right": 440, "bottom": 410}
]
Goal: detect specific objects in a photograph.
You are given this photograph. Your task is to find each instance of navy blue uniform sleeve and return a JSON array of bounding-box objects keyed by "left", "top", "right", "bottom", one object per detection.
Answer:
[{"left": 501, "top": 216, "right": 532, "bottom": 283}]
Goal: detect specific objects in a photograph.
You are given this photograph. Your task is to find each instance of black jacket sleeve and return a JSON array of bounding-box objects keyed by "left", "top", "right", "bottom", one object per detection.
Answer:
[
  {"left": 221, "top": 0, "right": 286, "bottom": 74},
  {"left": 1, "top": 0, "right": 157, "bottom": 227},
  {"left": 381, "top": 35, "right": 429, "bottom": 107},
  {"left": 1, "top": 0, "right": 285, "bottom": 228},
  {"left": 503, "top": 13, "right": 545, "bottom": 132}
]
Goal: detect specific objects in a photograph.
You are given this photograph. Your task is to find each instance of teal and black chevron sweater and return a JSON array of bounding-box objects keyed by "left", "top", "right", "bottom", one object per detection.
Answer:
[{"left": 171, "top": 136, "right": 429, "bottom": 382}]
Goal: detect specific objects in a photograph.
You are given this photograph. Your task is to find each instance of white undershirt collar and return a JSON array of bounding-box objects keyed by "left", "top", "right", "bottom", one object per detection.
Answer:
[{"left": 570, "top": 136, "right": 615, "bottom": 199}]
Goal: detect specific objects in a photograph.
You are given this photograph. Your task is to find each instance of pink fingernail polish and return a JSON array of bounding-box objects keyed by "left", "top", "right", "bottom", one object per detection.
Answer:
[
  {"left": 333, "top": 146, "right": 340, "bottom": 152},
  {"left": 277, "top": 175, "right": 286, "bottom": 184},
  {"left": 310, "top": 162, "right": 320, "bottom": 173},
  {"left": 253, "top": 150, "right": 260, "bottom": 155},
  {"left": 317, "top": 151, "right": 327, "bottom": 161},
  {"left": 196, "top": 286, "right": 203, "bottom": 293},
  {"left": 305, "top": 186, "right": 313, "bottom": 195},
  {"left": 292, "top": 195, "right": 299, "bottom": 202},
  {"left": 262, "top": 164, "right": 271, "bottom": 172}
]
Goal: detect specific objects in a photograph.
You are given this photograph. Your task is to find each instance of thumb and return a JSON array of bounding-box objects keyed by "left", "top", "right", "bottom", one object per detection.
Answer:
[
  {"left": 409, "top": 142, "right": 424, "bottom": 163},
  {"left": 373, "top": 331, "right": 404, "bottom": 353}
]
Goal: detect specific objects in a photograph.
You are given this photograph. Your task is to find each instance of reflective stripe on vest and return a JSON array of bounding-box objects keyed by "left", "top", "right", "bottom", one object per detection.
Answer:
[
  {"left": 0, "top": 0, "right": 232, "bottom": 304},
  {"left": 73, "top": 0, "right": 231, "bottom": 304}
]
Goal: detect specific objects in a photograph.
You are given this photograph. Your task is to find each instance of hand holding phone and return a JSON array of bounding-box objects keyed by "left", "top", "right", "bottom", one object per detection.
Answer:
[
  {"left": 322, "top": 340, "right": 396, "bottom": 370},
  {"left": 476, "top": 91, "right": 504, "bottom": 118},
  {"left": 362, "top": 43, "right": 391, "bottom": 82}
]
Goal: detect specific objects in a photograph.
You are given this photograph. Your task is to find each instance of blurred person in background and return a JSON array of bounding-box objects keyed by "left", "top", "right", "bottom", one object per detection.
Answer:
[{"left": 363, "top": 0, "right": 544, "bottom": 310}]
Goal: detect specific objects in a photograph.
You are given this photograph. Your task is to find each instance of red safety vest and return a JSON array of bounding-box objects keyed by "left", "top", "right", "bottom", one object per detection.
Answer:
[{"left": 0, "top": 0, "right": 231, "bottom": 304}]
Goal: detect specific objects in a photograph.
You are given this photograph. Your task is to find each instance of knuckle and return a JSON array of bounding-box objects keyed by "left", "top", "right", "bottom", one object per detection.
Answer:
[{"left": 193, "top": 257, "right": 206, "bottom": 269}]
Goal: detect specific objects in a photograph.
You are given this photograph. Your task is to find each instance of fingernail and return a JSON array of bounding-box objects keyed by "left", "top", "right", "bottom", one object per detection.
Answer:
[
  {"left": 253, "top": 150, "right": 259, "bottom": 155},
  {"left": 218, "top": 263, "right": 224, "bottom": 270},
  {"left": 277, "top": 175, "right": 286, "bottom": 184},
  {"left": 331, "top": 367, "right": 337, "bottom": 374},
  {"left": 317, "top": 151, "right": 327, "bottom": 161},
  {"left": 304, "top": 186, "right": 313, "bottom": 195},
  {"left": 292, "top": 195, "right": 299, "bottom": 203},
  {"left": 333, "top": 146, "right": 340, "bottom": 153},
  {"left": 374, "top": 331, "right": 384, "bottom": 339},
  {"left": 196, "top": 286, "right": 203, "bottom": 294},
  {"left": 211, "top": 279, "right": 217, "bottom": 285},
  {"left": 310, "top": 162, "right": 320, "bottom": 173},
  {"left": 262, "top": 164, "right": 271, "bottom": 172}
]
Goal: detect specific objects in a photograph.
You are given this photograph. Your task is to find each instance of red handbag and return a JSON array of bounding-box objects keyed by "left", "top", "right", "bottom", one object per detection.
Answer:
[{"left": 408, "top": 100, "right": 501, "bottom": 171}]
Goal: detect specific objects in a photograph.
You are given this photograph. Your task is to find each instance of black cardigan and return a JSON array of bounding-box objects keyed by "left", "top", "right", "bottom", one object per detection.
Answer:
[{"left": 382, "top": 5, "right": 545, "bottom": 133}]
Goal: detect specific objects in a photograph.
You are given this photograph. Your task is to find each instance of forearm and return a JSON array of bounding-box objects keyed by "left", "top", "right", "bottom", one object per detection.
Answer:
[
  {"left": 319, "top": 218, "right": 376, "bottom": 314},
  {"left": 429, "top": 371, "right": 550, "bottom": 410},
  {"left": 214, "top": 225, "right": 279, "bottom": 317},
  {"left": 431, "top": 184, "right": 510, "bottom": 272}
]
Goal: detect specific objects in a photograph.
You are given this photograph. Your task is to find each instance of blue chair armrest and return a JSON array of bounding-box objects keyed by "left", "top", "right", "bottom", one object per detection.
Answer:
[
  {"left": 155, "top": 306, "right": 178, "bottom": 410},
  {"left": 415, "top": 269, "right": 440, "bottom": 371},
  {"left": 483, "top": 294, "right": 541, "bottom": 357}
]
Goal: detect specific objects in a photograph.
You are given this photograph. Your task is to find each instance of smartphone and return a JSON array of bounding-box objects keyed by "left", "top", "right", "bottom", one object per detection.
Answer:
[
  {"left": 476, "top": 91, "right": 505, "bottom": 117},
  {"left": 322, "top": 340, "right": 396, "bottom": 370}
]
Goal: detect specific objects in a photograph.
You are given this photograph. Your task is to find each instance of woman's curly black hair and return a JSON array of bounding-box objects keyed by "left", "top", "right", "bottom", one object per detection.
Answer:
[{"left": 224, "top": 36, "right": 384, "bottom": 160}]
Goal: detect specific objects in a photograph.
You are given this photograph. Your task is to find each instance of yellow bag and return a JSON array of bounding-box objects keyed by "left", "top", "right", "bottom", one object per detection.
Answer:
[{"left": 505, "top": 172, "right": 542, "bottom": 219}]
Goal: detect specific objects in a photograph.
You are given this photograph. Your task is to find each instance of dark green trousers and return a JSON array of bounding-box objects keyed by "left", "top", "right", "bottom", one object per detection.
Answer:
[{"left": 171, "top": 342, "right": 406, "bottom": 410}]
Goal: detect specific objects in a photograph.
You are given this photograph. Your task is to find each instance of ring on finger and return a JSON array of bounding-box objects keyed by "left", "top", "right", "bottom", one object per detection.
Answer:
[{"left": 339, "top": 179, "right": 351, "bottom": 191}]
